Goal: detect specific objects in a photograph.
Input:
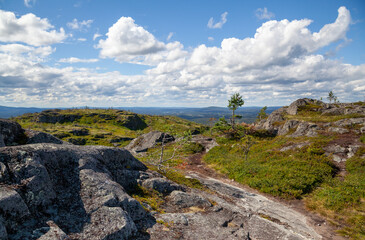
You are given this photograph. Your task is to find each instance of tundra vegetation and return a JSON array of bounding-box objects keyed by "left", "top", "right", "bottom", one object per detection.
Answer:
[{"left": 13, "top": 98, "right": 365, "bottom": 239}]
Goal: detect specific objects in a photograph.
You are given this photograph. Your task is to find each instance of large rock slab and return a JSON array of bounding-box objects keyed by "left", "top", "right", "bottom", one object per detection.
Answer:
[
  {"left": 126, "top": 131, "right": 175, "bottom": 153},
  {"left": 0, "top": 144, "right": 148, "bottom": 239}
]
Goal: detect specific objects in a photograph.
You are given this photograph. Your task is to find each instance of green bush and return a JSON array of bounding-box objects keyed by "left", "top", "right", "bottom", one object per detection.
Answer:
[{"left": 183, "top": 142, "right": 205, "bottom": 154}]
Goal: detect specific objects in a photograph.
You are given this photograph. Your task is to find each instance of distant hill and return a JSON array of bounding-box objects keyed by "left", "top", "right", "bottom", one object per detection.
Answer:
[
  {"left": 0, "top": 105, "right": 281, "bottom": 124},
  {"left": 0, "top": 106, "right": 47, "bottom": 118}
]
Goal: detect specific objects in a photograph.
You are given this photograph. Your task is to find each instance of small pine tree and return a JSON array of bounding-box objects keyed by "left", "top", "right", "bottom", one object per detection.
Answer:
[
  {"left": 257, "top": 106, "right": 268, "bottom": 121},
  {"left": 327, "top": 91, "right": 336, "bottom": 103},
  {"left": 228, "top": 93, "right": 244, "bottom": 129}
]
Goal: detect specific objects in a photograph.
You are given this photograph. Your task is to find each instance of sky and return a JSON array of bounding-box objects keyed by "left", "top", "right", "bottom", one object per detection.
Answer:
[{"left": 0, "top": 0, "right": 364, "bottom": 108}]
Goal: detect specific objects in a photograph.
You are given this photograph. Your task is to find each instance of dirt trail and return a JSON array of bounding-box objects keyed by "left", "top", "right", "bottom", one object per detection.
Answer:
[{"left": 180, "top": 152, "right": 345, "bottom": 240}]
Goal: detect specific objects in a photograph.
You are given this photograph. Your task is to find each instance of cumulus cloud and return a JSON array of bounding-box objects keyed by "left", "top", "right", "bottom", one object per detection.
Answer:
[
  {"left": 67, "top": 19, "right": 93, "bottom": 31},
  {"left": 255, "top": 7, "right": 275, "bottom": 20},
  {"left": 0, "top": 43, "right": 54, "bottom": 61},
  {"left": 58, "top": 57, "right": 99, "bottom": 63},
  {"left": 1, "top": 6, "right": 364, "bottom": 107},
  {"left": 97, "top": 17, "right": 166, "bottom": 63},
  {"left": 0, "top": 10, "right": 67, "bottom": 46},
  {"left": 207, "top": 12, "right": 228, "bottom": 29}
]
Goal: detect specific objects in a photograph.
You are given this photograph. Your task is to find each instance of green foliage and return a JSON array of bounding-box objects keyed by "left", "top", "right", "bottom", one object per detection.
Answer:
[
  {"left": 228, "top": 93, "right": 244, "bottom": 128},
  {"left": 256, "top": 106, "right": 268, "bottom": 121},
  {"left": 327, "top": 91, "right": 338, "bottom": 103},
  {"left": 183, "top": 142, "right": 205, "bottom": 154},
  {"left": 213, "top": 117, "right": 231, "bottom": 132},
  {"left": 306, "top": 150, "right": 365, "bottom": 239},
  {"left": 360, "top": 135, "right": 365, "bottom": 143},
  {"left": 130, "top": 185, "right": 165, "bottom": 213},
  {"left": 203, "top": 136, "right": 336, "bottom": 199}
]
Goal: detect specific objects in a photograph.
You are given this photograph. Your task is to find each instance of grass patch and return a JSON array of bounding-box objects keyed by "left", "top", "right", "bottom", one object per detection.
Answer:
[
  {"left": 305, "top": 148, "right": 365, "bottom": 239},
  {"left": 130, "top": 185, "right": 165, "bottom": 213},
  {"left": 286, "top": 111, "right": 364, "bottom": 123},
  {"left": 203, "top": 135, "right": 336, "bottom": 199}
]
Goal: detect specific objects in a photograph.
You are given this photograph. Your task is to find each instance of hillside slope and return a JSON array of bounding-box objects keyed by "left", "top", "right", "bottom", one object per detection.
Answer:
[{"left": 204, "top": 98, "right": 365, "bottom": 238}]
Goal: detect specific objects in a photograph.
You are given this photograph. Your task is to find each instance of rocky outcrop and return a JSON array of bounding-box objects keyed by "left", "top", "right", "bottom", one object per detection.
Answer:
[
  {"left": 142, "top": 177, "right": 185, "bottom": 195},
  {"left": 190, "top": 135, "right": 218, "bottom": 152},
  {"left": 126, "top": 131, "right": 175, "bottom": 153},
  {"left": 25, "top": 130, "right": 67, "bottom": 145},
  {"left": 36, "top": 110, "right": 82, "bottom": 124},
  {"left": 147, "top": 172, "right": 323, "bottom": 240},
  {"left": 0, "top": 144, "right": 148, "bottom": 239},
  {"left": 287, "top": 98, "right": 324, "bottom": 115},
  {"left": 277, "top": 120, "right": 299, "bottom": 136},
  {"left": 288, "top": 122, "right": 320, "bottom": 137},
  {"left": 0, "top": 119, "right": 26, "bottom": 146},
  {"left": 255, "top": 107, "right": 287, "bottom": 134}
]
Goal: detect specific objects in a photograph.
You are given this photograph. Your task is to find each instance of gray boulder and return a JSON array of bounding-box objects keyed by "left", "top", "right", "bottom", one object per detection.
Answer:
[
  {"left": 190, "top": 135, "right": 218, "bottom": 152},
  {"left": 288, "top": 122, "right": 319, "bottom": 138},
  {"left": 333, "top": 118, "right": 365, "bottom": 127},
  {"left": 277, "top": 120, "right": 299, "bottom": 136},
  {"left": 126, "top": 131, "right": 175, "bottom": 153},
  {"left": 35, "top": 221, "right": 68, "bottom": 240},
  {"left": 169, "top": 190, "right": 212, "bottom": 208},
  {"left": 255, "top": 107, "right": 287, "bottom": 134},
  {"left": 0, "top": 119, "right": 26, "bottom": 146},
  {"left": 327, "top": 127, "right": 349, "bottom": 134},
  {"left": 26, "top": 130, "right": 67, "bottom": 145},
  {"left": 142, "top": 177, "right": 184, "bottom": 195},
  {"left": 287, "top": 98, "right": 322, "bottom": 115}
]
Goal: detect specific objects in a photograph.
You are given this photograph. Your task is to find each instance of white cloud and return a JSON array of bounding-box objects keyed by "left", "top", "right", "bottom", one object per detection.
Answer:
[
  {"left": 67, "top": 19, "right": 93, "bottom": 31},
  {"left": 256, "top": 7, "right": 275, "bottom": 20},
  {"left": 167, "top": 32, "right": 174, "bottom": 41},
  {"left": 97, "top": 17, "right": 166, "bottom": 63},
  {"left": 0, "top": 10, "right": 67, "bottom": 46},
  {"left": 207, "top": 12, "right": 228, "bottom": 29},
  {"left": 208, "top": 37, "right": 214, "bottom": 41},
  {"left": 0, "top": 43, "right": 54, "bottom": 61},
  {"left": 58, "top": 57, "right": 99, "bottom": 63},
  {"left": 93, "top": 33, "right": 102, "bottom": 41},
  {"left": 24, "top": 0, "right": 35, "bottom": 7},
  {"left": 78, "top": 38, "right": 87, "bottom": 42},
  {"left": 0, "top": 6, "right": 364, "bottom": 107}
]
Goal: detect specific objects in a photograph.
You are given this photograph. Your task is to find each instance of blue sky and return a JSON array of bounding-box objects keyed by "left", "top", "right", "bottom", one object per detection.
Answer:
[{"left": 0, "top": 0, "right": 364, "bottom": 107}]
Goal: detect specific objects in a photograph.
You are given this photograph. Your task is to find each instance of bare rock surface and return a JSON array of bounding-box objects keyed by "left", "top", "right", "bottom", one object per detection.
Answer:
[
  {"left": 141, "top": 177, "right": 185, "bottom": 195},
  {"left": 126, "top": 131, "right": 174, "bottom": 153},
  {"left": 0, "top": 143, "right": 149, "bottom": 240},
  {"left": 25, "top": 130, "right": 68, "bottom": 145},
  {"left": 287, "top": 98, "right": 324, "bottom": 115},
  {"left": 190, "top": 135, "right": 218, "bottom": 152},
  {"left": 0, "top": 119, "right": 26, "bottom": 146},
  {"left": 147, "top": 172, "right": 323, "bottom": 240},
  {"left": 168, "top": 190, "right": 212, "bottom": 208}
]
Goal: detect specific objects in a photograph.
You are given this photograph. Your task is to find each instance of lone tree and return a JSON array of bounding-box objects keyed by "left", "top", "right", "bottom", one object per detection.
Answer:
[
  {"left": 327, "top": 91, "right": 337, "bottom": 103},
  {"left": 228, "top": 93, "right": 244, "bottom": 129},
  {"left": 257, "top": 106, "right": 268, "bottom": 121}
]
